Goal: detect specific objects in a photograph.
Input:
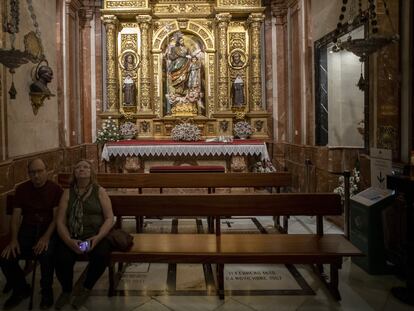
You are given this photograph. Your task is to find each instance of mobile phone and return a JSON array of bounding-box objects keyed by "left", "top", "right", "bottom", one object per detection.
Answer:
[{"left": 78, "top": 240, "right": 90, "bottom": 252}]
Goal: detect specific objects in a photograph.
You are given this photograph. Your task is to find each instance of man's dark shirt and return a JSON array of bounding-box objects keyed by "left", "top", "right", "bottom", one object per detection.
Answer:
[{"left": 14, "top": 180, "right": 63, "bottom": 228}]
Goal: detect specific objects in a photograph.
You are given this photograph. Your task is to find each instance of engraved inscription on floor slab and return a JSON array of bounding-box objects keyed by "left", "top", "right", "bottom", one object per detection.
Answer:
[{"left": 224, "top": 264, "right": 301, "bottom": 290}]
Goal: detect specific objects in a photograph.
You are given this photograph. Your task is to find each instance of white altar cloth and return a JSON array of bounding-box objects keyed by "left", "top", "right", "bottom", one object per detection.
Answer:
[{"left": 101, "top": 140, "right": 270, "bottom": 162}]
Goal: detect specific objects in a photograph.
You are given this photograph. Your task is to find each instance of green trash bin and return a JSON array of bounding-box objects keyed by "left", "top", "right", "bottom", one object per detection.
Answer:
[{"left": 350, "top": 188, "right": 394, "bottom": 274}]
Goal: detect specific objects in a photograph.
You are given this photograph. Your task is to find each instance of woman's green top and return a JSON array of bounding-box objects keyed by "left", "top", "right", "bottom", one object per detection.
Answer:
[{"left": 67, "top": 184, "right": 103, "bottom": 240}]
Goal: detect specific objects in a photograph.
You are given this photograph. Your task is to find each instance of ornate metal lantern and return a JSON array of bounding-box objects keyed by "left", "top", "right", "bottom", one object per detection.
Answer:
[
  {"left": 0, "top": 0, "right": 46, "bottom": 99},
  {"left": 333, "top": 0, "right": 399, "bottom": 62}
]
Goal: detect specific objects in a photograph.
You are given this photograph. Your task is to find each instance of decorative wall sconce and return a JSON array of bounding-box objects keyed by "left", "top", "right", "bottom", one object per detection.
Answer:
[{"left": 29, "top": 61, "right": 55, "bottom": 115}]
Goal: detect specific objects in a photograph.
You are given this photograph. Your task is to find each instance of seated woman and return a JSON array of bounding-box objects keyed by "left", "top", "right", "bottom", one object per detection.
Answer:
[{"left": 54, "top": 159, "right": 114, "bottom": 310}]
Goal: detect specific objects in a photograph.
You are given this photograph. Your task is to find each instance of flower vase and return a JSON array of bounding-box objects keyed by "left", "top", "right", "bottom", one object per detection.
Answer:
[
  {"left": 124, "top": 134, "right": 134, "bottom": 140},
  {"left": 238, "top": 134, "right": 249, "bottom": 140}
]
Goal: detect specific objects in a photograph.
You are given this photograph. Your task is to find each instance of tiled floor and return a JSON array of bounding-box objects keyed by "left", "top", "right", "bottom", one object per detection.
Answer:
[{"left": 0, "top": 216, "right": 412, "bottom": 311}]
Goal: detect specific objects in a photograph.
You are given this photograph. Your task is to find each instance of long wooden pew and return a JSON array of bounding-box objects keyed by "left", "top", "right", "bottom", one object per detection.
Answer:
[
  {"left": 58, "top": 172, "right": 293, "bottom": 232},
  {"left": 58, "top": 172, "right": 292, "bottom": 189},
  {"left": 107, "top": 193, "right": 363, "bottom": 300}
]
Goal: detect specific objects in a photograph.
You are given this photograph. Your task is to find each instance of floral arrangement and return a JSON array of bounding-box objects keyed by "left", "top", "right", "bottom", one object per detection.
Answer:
[
  {"left": 252, "top": 160, "right": 277, "bottom": 173},
  {"left": 95, "top": 117, "right": 121, "bottom": 144},
  {"left": 333, "top": 168, "right": 360, "bottom": 202},
  {"left": 171, "top": 122, "right": 201, "bottom": 141},
  {"left": 233, "top": 121, "right": 253, "bottom": 138},
  {"left": 119, "top": 121, "right": 137, "bottom": 139}
]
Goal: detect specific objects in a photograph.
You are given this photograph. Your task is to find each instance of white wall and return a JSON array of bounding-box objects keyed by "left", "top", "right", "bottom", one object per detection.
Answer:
[
  {"left": 327, "top": 27, "right": 365, "bottom": 147},
  {"left": 6, "top": 0, "right": 59, "bottom": 157}
]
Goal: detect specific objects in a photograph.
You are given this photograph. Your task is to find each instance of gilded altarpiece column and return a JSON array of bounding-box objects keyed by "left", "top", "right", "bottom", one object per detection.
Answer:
[
  {"left": 137, "top": 15, "right": 152, "bottom": 112},
  {"left": 216, "top": 13, "right": 231, "bottom": 111},
  {"left": 248, "top": 13, "right": 264, "bottom": 111},
  {"left": 102, "top": 15, "right": 119, "bottom": 112}
]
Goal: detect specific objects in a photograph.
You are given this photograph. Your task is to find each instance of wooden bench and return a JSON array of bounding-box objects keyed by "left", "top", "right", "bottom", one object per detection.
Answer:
[
  {"left": 58, "top": 172, "right": 293, "bottom": 233},
  {"left": 107, "top": 193, "right": 363, "bottom": 300}
]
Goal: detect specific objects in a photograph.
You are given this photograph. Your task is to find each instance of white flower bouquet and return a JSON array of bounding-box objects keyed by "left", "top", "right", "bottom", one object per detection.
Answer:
[
  {"left": 233, "top": 121, "right": 253, "bottom": 138},
  {"left": 95, "top": 117, "right": 121, "bottom": 144},
  {"left": 253, "top": 160, "right": 277, "bottom": 173},
  {"left": 119, "top": 121, "right": 137, "bottom": 139},
  {"left": 333, "top": 168, "right": 360, "bottom": 202},
  {"left": 171, "top": 122, "right": 201, "bottom": 141}
]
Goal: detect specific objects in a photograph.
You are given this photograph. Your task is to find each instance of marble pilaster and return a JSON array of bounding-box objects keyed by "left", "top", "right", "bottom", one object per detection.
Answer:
[
  {"left": 272, "top": 1, "right": 288, "bottom": 142},
  {"left": 79, "top": 8, "right": 94, "bottom": 143}
]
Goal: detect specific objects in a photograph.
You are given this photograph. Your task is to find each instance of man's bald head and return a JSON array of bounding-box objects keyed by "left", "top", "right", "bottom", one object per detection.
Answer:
[{"left": 28, "top": 158, "right": 48, "bottom": 188}]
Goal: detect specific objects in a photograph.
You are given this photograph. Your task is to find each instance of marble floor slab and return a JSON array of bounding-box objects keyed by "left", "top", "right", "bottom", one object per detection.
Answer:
[{"left": 1, "top": 216, "right": 413, "bottom": 311}]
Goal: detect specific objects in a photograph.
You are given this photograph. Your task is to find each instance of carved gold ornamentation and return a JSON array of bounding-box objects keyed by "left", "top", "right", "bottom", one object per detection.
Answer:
[
  {"left": 248, "top": 13, "right": 264, "bottom": 111},
  {"left": 137, "top": 15, "right": 152, "bottom": 111},
  {"left": 105, "top": 1, "right": 147, "bottom": 9},
  {"left": 121, "top": 23, "right": 139, "bottom": 28},
  {"left": 152, "top": 55, "right": 161, "bottom": 117},
  {"left": 230, "top": 155, "right": 247, "bottom": 172},
  {"left": 121, "top": 33, "right": 137, "bottom": 51},
  {"left": 171, "top": 102, "right": 198, "bottom": 116},
  {"left": 218, "top": 0, "right": 261, "bottom": 6},
  {"left": 153, "top": 3, "right": 213, "bottom": 16},
  {"left": 208, "top": 54, "right": 215, "bottom": 118},
  {"left": 177, "top": 18, "right": 188, "bottom": 29},
  {"left": 229, "top": 32, "right": 246, "bottom": 50},
  {"left": 152, "top": 22, "right": 178, "bottom": 50},
  {"left": 216, "top": 13, "right": 231, "bottom": 111},
  {"left": 102, "top": 15, "right": 119, "bottom": 111}
]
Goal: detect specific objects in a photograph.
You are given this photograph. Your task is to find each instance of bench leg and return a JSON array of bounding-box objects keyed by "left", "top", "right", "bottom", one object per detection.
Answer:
[
  {"left": 274, "top": 216, "right": 289, "bottom": 234},
  {"left": 28, "top": 259, "right": 38, "bottom": 310},
  {"left": 283, "top": 216, "right": 289, "bottom": 233},
  {"left": 135, "top": 216, "right": 144, "bottom": 233},
  {"left": 108, "top": 262, "right": 127, "bottom": 296},
  {"left": 315, "top": 262, "right": 342, "bottom": 301},
  {"left": 207, "top": 217, "right": 215, "bottom": 233},
  {"left": 217, "top": 264, "right": 224, "bottom": 299},
  {"left": 328, "top": 263, "right": 341, "bottom": 301},
  {"left": 108, "top": 263, "right": 115, "bottom": 297}
]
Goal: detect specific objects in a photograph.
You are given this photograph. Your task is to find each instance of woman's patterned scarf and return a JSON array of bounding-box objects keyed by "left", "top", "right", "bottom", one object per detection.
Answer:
[{"left": 68, "top": 183, "right": 93, "bottom": 238}]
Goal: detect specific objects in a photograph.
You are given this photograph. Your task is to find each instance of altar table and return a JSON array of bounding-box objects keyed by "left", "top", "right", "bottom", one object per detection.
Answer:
[{"left": 101, "top": 139, "right": 270, "bottom": 162}]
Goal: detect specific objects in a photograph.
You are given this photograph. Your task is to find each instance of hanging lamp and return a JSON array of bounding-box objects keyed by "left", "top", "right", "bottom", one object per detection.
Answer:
[{"left": 0, "top": 0, "right": 45, "bottom": 99}]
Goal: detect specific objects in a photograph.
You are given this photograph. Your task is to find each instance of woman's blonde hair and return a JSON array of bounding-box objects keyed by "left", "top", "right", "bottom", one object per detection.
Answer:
[{"left": 70, "top": 159, "right": 97, "bottom": 187}]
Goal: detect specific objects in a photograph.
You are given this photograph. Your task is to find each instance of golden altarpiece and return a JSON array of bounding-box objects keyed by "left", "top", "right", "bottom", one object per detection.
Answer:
[{"left": 100, "top": 0, "right": 269, "bottom": 139}]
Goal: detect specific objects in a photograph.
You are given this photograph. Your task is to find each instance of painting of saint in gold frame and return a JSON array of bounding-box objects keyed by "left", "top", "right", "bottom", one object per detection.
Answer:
[
  {"left": 119, "top": 50, "right": 140, "bottom": 71},
  {"left": 228, "top": 49, "right": 248, "bottom": 69}
]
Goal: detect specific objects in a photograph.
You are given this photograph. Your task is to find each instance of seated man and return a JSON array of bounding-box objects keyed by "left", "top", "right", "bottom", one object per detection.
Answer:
[{"left": 0, "top": 158, "right": 63, "bottom": 310}]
